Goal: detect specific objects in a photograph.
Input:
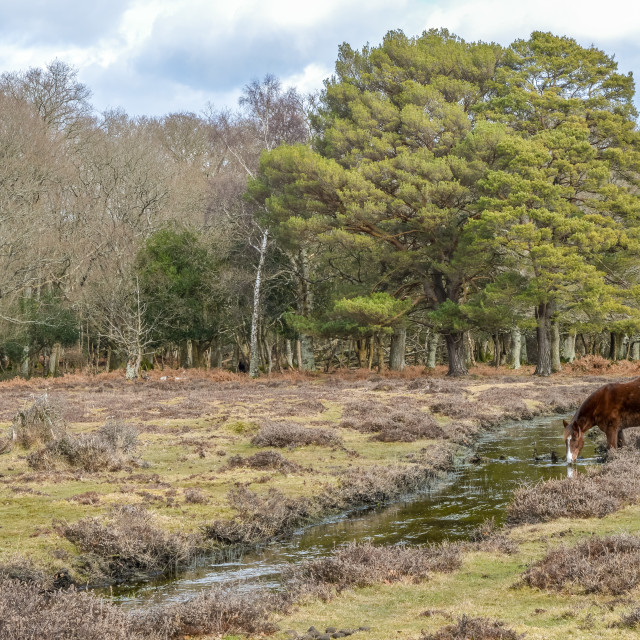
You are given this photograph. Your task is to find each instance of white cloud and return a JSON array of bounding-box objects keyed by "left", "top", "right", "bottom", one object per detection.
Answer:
[{"left": 0, "top": 0, "right": 637, "bottom": 116}]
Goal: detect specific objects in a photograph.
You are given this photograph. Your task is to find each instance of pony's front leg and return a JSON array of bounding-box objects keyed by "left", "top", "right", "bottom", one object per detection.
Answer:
[
  {"left": 606, "top": 425, "right": 620, "bottom": 449},
  {"left": 618, "top": 429, "right": 626, "bottom": 448}
]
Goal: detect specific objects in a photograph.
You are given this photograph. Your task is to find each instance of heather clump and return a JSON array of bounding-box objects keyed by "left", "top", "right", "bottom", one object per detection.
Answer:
[
  {"left": 341, "top": 402, "right": 443, "bottom": 442},
  {"left": 204, "top": 486, "right": 316, "bottom": 545},
  {"left": 251, "top": 421, "right": 341, "bottom": 448},
  {"left": 131, "top": 585, "right": 280, "bottom": 638},
  {"left": 506, "top": 446, "right": 640, "bottom": 524},
  {"left": 421, "top": 615, "right": 522, "bottom": 640},
  {"left": 7, "top": 393, "right": 66, "bottom": 450},
  {"left": 0, "top": 578, "right": 140, "bottom": 640},
  {"left": 224, "top": 449, "right": 301, "bottom": 473},
  {"left": 283, "top": 542, "right": 461, "bottom": 601},
  {"left": 521, "top": 534, "right": 640, "bottom": 595},
  {"left": 26, "top": 419, "right": 140, "bottom": 472},
  {"left": 57, "top": 505, "right": 200, "bottom": 581}
]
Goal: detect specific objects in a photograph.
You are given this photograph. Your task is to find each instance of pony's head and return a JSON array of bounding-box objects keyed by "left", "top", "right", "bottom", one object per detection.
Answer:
[{"left": 563, "top": 417, "right": 585, "bottom": 464}]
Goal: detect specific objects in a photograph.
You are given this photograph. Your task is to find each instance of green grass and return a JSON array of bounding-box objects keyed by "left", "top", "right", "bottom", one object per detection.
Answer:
[{"left": 272, "top": 505, "right": 640, "bottom": 640}]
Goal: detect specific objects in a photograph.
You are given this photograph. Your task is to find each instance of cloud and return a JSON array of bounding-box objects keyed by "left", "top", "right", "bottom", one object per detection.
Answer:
[{"left": 0, "top": 0, "right": 638, "bottom": 117}]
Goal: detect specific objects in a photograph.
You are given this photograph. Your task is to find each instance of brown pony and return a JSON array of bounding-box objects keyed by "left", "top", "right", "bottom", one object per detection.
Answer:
[{"left": 564, "top": 378, "right": 640, "bottom": 463}]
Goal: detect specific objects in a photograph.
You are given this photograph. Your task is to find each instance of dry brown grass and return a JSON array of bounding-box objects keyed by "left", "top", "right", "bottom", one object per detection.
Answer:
[
  {"left": 421, "top": 615, "right": 522, "bottom": 640},
  {"left": 521, "top": 534, "right": 640, "bottom": 595},
  {"left": 282, "top": 541, "right": 462, "bottom": 601}
]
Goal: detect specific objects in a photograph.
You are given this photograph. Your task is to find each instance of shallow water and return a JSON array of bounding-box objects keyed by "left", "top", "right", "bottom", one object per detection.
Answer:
[{"left": 110, "top": 414, "right": 598, "bottom": 607}]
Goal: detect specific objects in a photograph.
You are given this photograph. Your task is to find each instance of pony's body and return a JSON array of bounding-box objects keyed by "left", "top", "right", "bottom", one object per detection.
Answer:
[{"left": 564, "top": 378, "right": 640, "bottom": 463}]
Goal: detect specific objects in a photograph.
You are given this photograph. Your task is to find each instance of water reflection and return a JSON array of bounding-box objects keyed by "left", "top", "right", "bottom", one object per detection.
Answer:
[{"left": 110, "top": 414, "right": 597, "bottom": 607}]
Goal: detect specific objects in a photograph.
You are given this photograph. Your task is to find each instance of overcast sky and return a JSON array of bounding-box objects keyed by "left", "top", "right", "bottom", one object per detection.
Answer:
[{"left": 1, "top": 0, "right": 639, "bottom": 117}]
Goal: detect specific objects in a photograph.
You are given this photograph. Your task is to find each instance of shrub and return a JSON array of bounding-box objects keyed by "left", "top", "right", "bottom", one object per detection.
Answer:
[
  {"left": 10, "top": 393, "right": 66, "bottom": 449},
  {"left": 224, "top": 450, "right": 300, "bottom": 473},
  {"left": 98, "top": 418, "right": 139, "bottom": 452},
  {"left": 204, "top": 486, "right": 316, "bottom": 545},
  {"left": 131, "top": 585, "right": 279, "bottom": 638},
  {"left": 27, "top": 420, "right": 140, "bottom": 472},
  {"left": 421, "top": 615, "right": 522, "bottom": 640},
  {"left": 331, "top": 448, "right": 453, "bottom": 508},
  {"left": 251, "top": 421, "right": 341, "bottom": 448},
  {"left": 283, "top": 542, "right": 461, "bottom": 600},
  {"left": 0, "top": 578, "right": 140, "bottom": 640},
  {"left": 57, "top": 505, "right": 199, "bottom": 581},
  {"left": 521, "top": 534, "right": 640, "bottom": 595},
  {"left": 506, "top": 447, "right": 640, "bottom": 525},
  {"left": 184, "top": 488, "right": 209, "bottom": 504},
  {"left": 341, "top": 403, "right": 443, "bottom": 442}
]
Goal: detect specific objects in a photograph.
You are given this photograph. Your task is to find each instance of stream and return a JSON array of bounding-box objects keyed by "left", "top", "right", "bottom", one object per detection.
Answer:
[{"left": 110, "top": 414, "right": 598, "bottom": 608}]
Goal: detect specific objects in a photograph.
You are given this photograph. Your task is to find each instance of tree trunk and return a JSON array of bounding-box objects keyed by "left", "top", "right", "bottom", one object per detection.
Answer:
[
  {"left": 299, "top": 335, "right": 315, "bottom": 371},
  {"left": 510, "top": 327, "right": 521, "bottom": 370},
  {"left": 295, "top": 339, "right": 303, "bottom": 370},
  {"left": 289, "top": 246, "right": 316, "bottom": 371},
  {"left": 356, "top": 339, "right": 367, "bottom": 368},
  {"left": 492, "top": 334, "right": 500, "bottom": 367},
  {"left": 562, "top": 331, "right": 576, "bottom": 363},
  {"left": 186, "top": 340, "right": 194, "bottom": 368},
  {"left": 551, "top": 321, "right": 561, "bottom": 373},
  {"left": 632, "top": 339, "right": 640, "bottom": 361},
  {"left": 444, "top": 332, "right": 468, "bottom": 376},
  {"left": 249, "top": 229, "right": 268, "bottom": 378},
  {"left": 426, "top": 333, "right": 439, "bottom": 369},
  {"left": 284, "top": 339, "right": 294, "bottom": 369},
  {"left": 48, "top": 343, "right": 61, "bottom": 377},
  {"left": 125, "top": 347, "right": 142, "bottom": 380},
  {"left": 534, "top": 302, "right": 554, "bottom": 376},
  {"left": 21, "top": 346, "right": 30, "bottom": 378},
  {"left": 389, "top": 326, "right": 406, "bottom": 371},
  {"left": 465, "top": 331, "right": 476, "bottom": 368}
]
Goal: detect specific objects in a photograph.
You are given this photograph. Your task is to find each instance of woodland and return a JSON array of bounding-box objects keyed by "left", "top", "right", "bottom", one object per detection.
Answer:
[{"left": 1, "top": 29, "right": 640, "bottom": 379}]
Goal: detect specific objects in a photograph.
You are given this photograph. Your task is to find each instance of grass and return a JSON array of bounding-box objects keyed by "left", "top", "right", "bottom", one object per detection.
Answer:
[
  {"left": 0, "top": 366, "right": 639, "bottom": 637},
  {"left": 272, "top": 503, "right": 640, "bottom": 640}
]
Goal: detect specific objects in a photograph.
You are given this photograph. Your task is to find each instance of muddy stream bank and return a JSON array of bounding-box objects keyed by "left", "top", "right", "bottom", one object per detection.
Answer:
[{"left": 110, "top": 414, "right": 598, "bottom": 608}]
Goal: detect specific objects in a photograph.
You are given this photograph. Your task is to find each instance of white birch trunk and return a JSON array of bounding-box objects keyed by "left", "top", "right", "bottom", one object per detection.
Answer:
[{"left": 249, "top": 229, "right": 268, "bottom": 378}]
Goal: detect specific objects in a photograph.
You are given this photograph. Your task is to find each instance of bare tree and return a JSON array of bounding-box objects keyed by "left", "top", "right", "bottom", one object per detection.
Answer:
[{"left": 0, "top": 60, "right": 93, "bottom": 134}]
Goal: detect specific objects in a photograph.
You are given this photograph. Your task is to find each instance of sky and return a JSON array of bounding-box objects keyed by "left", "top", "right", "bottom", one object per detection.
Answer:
[{"left": 1, "top": 0, "right": 639, "bottom": 118}]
